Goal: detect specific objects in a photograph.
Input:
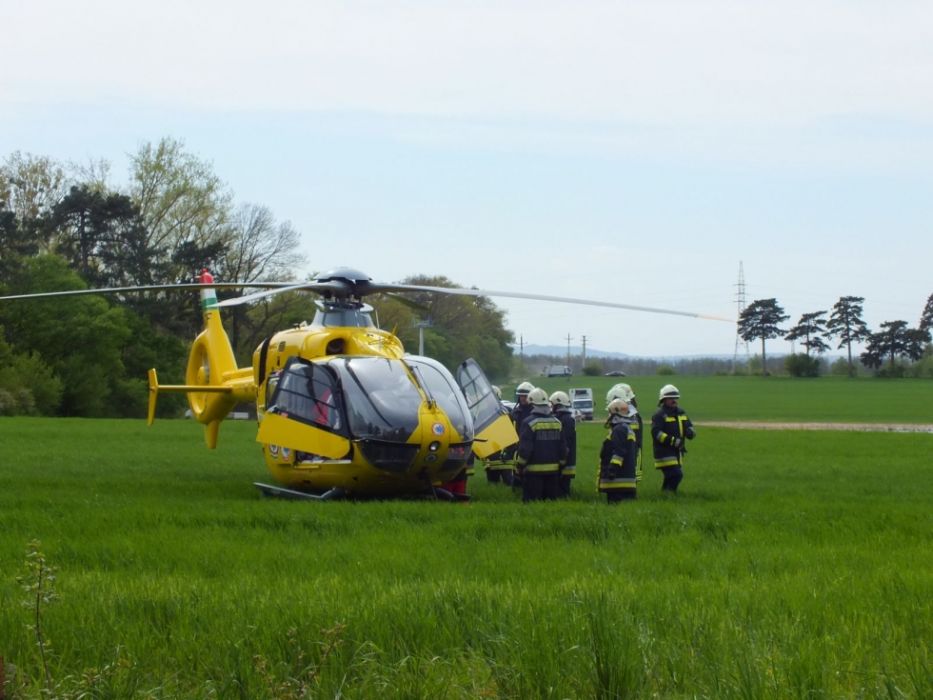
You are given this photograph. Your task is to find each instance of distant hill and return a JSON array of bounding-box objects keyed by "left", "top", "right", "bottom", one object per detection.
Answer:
[{"left": 514, "top": 344, "right": 842, "bottom": 362}]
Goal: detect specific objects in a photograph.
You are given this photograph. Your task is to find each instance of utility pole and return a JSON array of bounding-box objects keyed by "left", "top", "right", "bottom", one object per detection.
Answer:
[
  {"left": 415, "top": 320, "right": 432, "bottom": 356},
  {"left": 732, "top": 261, "right": 750, "bottom": 373},
  {"left": 581, "top": 334, "right": 588, "bottom": 370},
  {"left": 566, "top": 333, "right": 572, "bottom": 370}
]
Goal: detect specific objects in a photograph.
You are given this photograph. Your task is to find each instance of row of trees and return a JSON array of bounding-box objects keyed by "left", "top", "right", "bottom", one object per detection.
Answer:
[
  {"left": 0, "top": 142, "right": 309, "bottom": 416},
  {"left": 738, "top": 295, "right": 933, "bottom": 377},
  {"left": 0, "top": 143, "right": 516, "bottom": 417}
]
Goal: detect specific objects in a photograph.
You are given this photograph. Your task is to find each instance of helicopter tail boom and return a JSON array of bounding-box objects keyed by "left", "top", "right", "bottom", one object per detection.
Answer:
[{"left": 147, "top": 271, "right": 257, "bottom": 448}]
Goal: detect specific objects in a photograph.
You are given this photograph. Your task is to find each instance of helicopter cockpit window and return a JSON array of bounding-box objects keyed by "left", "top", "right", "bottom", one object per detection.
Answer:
[
  {"left": 268, "top": 360, "right": 347, "bottom": 436},
  {"left": 312, "top": 305, "right": 375, "bottom": 328},
  {"left": 405, "top": 357, "right": 474, "bottom": 441},
  {"left": 328, "top": 357, "right": 422, "bottom": 442},
  {"left": 455, "top": 359, "right": 506, "bottom": 435}
]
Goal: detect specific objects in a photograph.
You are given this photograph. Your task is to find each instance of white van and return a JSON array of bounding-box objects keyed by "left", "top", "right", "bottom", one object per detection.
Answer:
[
  {"left": 569, "top": 387, "right": 593, "bottom": 420},
  {"left": 544, "top": 365, "right": 573, "bottom": 377}
]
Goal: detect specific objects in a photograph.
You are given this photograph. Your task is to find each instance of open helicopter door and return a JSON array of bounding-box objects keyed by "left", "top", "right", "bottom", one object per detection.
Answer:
[
  {"left": 256, "top": 360, "right": 351, "bottom": 460},
  {"left": 455, "top": 359, "right": 518, "bottom": 459}
]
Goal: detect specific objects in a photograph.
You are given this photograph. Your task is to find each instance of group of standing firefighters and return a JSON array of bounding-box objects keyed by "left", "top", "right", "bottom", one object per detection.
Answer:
[{"left": 479, "top": 381, "right": 696, "bottom": 503}]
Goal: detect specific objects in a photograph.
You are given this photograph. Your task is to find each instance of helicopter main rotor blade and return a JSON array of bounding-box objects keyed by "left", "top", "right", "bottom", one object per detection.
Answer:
[
  {"left": 210, "top": 280, "right": 348, "bottom": 308},
  {"left": 0, "top": 282, "right": 298, "bottom": 302},
  {"left": 0, "top": 274, "right": 733, "bottom": 323},
  {"left": 376, "top": 283, "right": 735, "bottom": 323}
]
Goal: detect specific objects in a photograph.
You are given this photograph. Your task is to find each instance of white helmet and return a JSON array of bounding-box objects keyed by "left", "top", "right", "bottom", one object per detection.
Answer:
[
  {"left": 607, "top": 398, "right": 629, "bottom": 416},
  {"left": 515, "top": 381, "right": 534, "bottom": 396},
  {"left": 528, "top": 387, "right": 550, "bottom": 406},
  {"left": 606, "top": 383, "right": 635, "bottom": 405},
  {"left": 549, "top": 390, "right": 570, "bottom": 408},
  {"left": 658, "top": 384, "right": 680, "bottom": 403},
  {"left": 491, "top": 385, "right": 502, "bottom": 400}
]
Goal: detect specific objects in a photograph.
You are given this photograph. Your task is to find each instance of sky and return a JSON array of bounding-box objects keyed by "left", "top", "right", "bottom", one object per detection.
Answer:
[{"left": 2, "top": 0, "right": 932, "bottom": 358}]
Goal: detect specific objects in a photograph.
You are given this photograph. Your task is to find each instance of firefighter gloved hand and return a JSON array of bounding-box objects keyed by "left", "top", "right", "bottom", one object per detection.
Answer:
[{"left": 685, "top": 427, "right": 696, "bottom": 440}]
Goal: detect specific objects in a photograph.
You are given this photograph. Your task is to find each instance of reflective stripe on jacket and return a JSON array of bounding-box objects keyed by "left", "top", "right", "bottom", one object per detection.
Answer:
[
  {"left": 650, "top": 406, "right": 693, "bottom": 469},
  {"left": 554, "top": 406, "right": 577, "bottom": 478},
  {"left": 515, "top": 409, "right": 567, "bottom": 473},
  {"left": 598, "top": 417, "right": 637, "bottom": 491}
]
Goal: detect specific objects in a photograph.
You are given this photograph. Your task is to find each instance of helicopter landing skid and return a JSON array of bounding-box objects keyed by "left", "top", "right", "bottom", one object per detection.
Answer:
[
  {"left": 253, "top": 482, "right": 345, "bottom": 501},
  {"left": 432, "top": 487, "right": 471, "bottom": 503}
]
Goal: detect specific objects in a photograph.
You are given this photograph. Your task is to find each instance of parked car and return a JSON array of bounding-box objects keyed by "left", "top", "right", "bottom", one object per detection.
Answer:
[{"left": 603, "top": 370, "right": 626, "bottom": 377}]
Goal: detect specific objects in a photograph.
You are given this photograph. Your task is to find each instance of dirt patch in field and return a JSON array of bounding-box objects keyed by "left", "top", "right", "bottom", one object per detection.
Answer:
[{"left": 696, "top": 421, "right": 933, "bottom": 434}]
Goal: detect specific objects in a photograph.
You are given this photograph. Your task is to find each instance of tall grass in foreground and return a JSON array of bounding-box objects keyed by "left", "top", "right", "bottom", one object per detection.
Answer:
[{"left": 0, "top": 417, "right": 931, "bottom": 698}]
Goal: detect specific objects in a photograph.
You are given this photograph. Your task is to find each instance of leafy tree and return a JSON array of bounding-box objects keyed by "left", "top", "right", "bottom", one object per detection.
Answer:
[
  {"left": 1, "top": 153, "right": 67, "bottom": 282},
  {"left": 370, "top": 276, "right": 514, "bottom": 379},
  {"left": 860, "top": 320, "right": 931, "bottom": 374},
  {"left": 46, "top": 185, "right": 154, "bottom": 287},
  {"left": 215, "top": 203, "right": 306, "bottom": 353},
  {"left": 582, "top": 360, "right": 604, "bottom": 376},
  {"left": 920, "top": 293, "right": 933, "bottom": 333},
  {"left": 0, "top": 151, "right": 68, "bottom": 230},
  {"left": 738, "top": 298, "right": 789, "bottom": 375},
  {"left": 0, "top": 330, "right": 64, "bottom": 414},
  {"left": 784, "top": 311, "right": 830, "bottom": 356},
  {"left": 220, "top": 204, "right": 305, "bottom": 283},
  {"left": 0, "top": 204, "right": 30, "bottom": 283},
  {"left": 129, "top": 137, "right": 232, "bottom": 281},
  {"left": 784, "top": 353, "right": 822, "bottom": 377},
  {"left": 0, "top": 255, "right": 136, "bottom": 416},
  {"left": 826, "top": 296, "right": 871, "bottom": 377},
  {"left": 237, "top": 291, "right": 319, "bottom": 363}
]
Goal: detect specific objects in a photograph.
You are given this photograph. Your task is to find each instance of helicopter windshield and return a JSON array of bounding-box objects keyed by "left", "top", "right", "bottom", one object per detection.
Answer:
[
  {"left": 405, "top": 356, "right": 474, "bottom": 441},
  {"left": 328, "top": 357, "right": 422, "bottom": 442}
]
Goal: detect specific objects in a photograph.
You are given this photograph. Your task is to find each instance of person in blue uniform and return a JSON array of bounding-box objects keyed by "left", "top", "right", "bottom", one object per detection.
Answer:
[
  {"left": 515, "top": 388, "right": 567, "bottom": 502},
  {"left": 598, "top": 398, "right": 638, "bottom": 502},
  {"left": 507, "top": 381, "right": 535, "bottom": 490},
  {"left": 549, "top": 390, "right": 576, "bottom": 497},
  {"left": 607, "top": 383, "right": 643, "bottom": 481},
  {"left": 650, "top": 384, "right": 696, "bottom": 493}
]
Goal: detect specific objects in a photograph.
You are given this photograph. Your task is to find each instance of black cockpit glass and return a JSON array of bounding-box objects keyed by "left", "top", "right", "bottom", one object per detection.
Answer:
[
  {"left": 405, "top": 357, "right": 474, "bottom": 441},
  {"left": 327, "top": 357, "right": 422, "bottom": 442}
]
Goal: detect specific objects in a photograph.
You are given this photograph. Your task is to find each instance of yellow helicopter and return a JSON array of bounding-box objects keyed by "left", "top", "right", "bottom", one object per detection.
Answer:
[{"left": 1, "top": 267, "right": 730, "bottom": 500}]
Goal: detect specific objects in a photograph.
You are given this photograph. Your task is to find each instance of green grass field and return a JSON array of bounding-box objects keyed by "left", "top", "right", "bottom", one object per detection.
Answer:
[
  {"left": 522, "top": 374, "right": 933, "bottom": 423},
  {"left": 1, "top": 401, "right": 931, "bottom": 697}
]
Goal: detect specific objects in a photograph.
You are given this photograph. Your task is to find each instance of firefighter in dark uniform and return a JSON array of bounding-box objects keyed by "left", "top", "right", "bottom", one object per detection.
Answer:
[
  {"left": 515, "top": 388, "right": 567, "bottom": 502},
  {"left": 510, "top": 381, "right": 535, "bottom": 429},
  {"left": 549, "top": 390, "right": 576, "bottom": 497},
  {"left": 598, "top": 398, "right": 638, "bottom": 502},
  {"left": 507, "top": 381, "right": 535, "bottom": 490},
  {"left": 607, "top": 383, "right": 643, "bottom": 481},
  {"left": 650, "top": 384, "right": 696, "bottom": 493},
  {"left": 483, "top": 385, "right": 515, "bottom": 485}
]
